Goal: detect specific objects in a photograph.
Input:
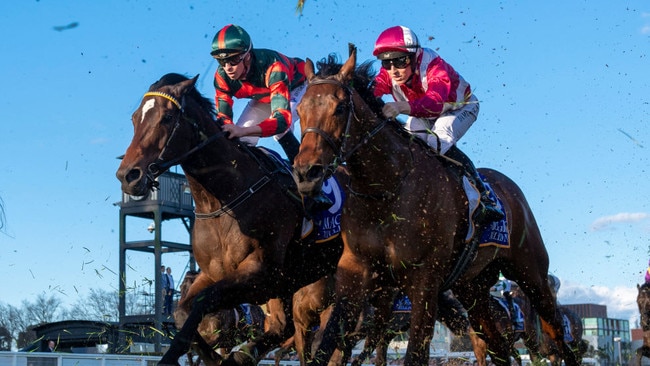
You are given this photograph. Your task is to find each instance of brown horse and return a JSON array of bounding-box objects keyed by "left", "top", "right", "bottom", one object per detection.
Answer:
[
  {"left": 291, "top": 49, "right": 576, "bottom": 366},
  {"left": 467, "top": 295, "right": 524, "bottom": 366},
  {"left": 355, "top": 290, "right": 491, "bottom": 366},
  {"left": 177, "top": 271, "right": 268, "bottom": 366},
  {"left": 116, "top": 73, "right": 344, "bottom": 366},
  {"left": 285, "top": 275, "right": 472, "bottom": 366},
  {"left": 633, "top": 283, "right": 650, "bottom": 366},
  {"left": 511, "top": 281, "right": 587, "bottom": 366},
  {"left": 282, "top": 274, "right": 402, "bottom": 366}
]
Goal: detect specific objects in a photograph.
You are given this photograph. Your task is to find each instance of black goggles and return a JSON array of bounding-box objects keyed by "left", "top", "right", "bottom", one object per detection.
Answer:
[
  {"left": 381, "top": 56, "right": 411, "bottom": 70},
  {"left": 216, "top": 53, "right": 247, "bottom": 67}
]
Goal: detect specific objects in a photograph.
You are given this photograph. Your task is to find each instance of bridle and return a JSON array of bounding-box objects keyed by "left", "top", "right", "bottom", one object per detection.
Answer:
[
  {"left": 140, "top": 91, "right": 275, "bottom": 219},
  {"left": 142, "top": 91, "right": 224, "bottom": 185},
  {"left": 301, "top": 78, "right": 388, "bottom": 180}
]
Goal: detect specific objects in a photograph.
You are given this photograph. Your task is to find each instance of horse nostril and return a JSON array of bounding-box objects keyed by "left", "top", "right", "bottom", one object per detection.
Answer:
[
  {"left": 306, "top": 165, "right": 325, "bottom": 181},
  {"left": 125, "top": 168, "right": 143, "bottom": 184}
]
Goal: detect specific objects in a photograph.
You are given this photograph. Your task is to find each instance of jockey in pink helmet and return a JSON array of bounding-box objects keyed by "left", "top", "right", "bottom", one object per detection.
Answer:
[{"left": 372, "top": 25, "right": 503, "bottom": 224}]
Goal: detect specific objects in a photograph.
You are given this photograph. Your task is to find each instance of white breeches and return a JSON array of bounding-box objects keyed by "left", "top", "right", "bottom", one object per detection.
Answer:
[
  {"left": 404, "top": 94, "right": 479, "bottom": 154},
  {"left": 236, "top": 84, "right": 307, "bottom": 145}
]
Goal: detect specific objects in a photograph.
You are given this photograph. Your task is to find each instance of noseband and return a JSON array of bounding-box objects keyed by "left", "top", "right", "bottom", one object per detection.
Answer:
[{"left": 301, "top": 78, "right": 387, "bottom": 178}]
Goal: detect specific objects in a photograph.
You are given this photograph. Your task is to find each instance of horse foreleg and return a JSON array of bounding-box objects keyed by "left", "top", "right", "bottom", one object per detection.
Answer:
[
  {"left": 191, "top": 333, "right": 224, "bottom": 366},
  {"left": 224, "top": 298, "right": 289, "bottom": 366},
  {"left": 174, "top": 271, "right": 215, "bottom": 329},
  {"left": 352, "top": 292, "right": 395, "bottom": 366},
  {"left": 310, "top": 266, "right": 368, "bottom": 366},
  {"left": 539, "top": 314, "right": 579, "bottom": 366},
  {"left": 160, "top": 309, "right": 205, "bottom": 366},
  {"left": 468, "top": 326, "right": 488, "bottom": 366},
  {"left": 468, "top": 295, "right": 514, "bottom": 366},
  {"left": 402, "top": 288, "right": 436, "bottom": 366}
]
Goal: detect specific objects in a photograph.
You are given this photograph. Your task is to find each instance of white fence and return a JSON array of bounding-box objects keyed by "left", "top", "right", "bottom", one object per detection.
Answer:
[{"left": 0, "top": 352, "right": 301, "bottom": 366}]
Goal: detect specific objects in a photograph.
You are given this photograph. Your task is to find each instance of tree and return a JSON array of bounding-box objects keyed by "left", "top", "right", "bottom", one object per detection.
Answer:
[
  {"left": 0, "top": 326, "right": 11, "bottom": 351},
  {"left": 0, "top": 288, "right": 152, "bottom": 350},
  {"left": 68, "top": 288, "right": 119, "bottom": 321},
  {"left": 0, "top": 302, "right": 30, "bottom": 350},
  {"left": 21, "top": 293, "right": 64, "bottom": 325}
]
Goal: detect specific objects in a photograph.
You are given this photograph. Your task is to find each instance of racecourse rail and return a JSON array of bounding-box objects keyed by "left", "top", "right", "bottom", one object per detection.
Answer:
[
  {"left": 0, "top": 352, "right": 303, "bottom": 366},
  {"left": 0, "top": 351, "right": 598, "bottom": 366}
]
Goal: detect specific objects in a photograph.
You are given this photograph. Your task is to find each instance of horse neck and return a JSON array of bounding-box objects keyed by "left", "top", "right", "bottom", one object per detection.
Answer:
[
  {"left": 179, "top": 114, "right": 262, "bottom": 213},
  {"left": 345, "top": 96, "right": 415, "bottom": 194}
]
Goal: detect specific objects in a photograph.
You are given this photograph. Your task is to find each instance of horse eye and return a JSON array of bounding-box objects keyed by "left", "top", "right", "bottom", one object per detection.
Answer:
[
  {"left": 334, "top": 102, "right": 347, "bottom": 116},
  {"left": 162, "top": 113, "right": 175, "bottom": 123}
]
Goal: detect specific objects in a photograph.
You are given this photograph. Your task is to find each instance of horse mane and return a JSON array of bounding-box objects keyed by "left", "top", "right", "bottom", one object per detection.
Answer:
[
  {"left": 149, "top": 73, "right": 218, "bottom": 123},
  {"left": 313, "top": 55, "right": 435, "bottom": 154},
  {"left": 314, "top": 54, "right": 384, "bottom": 117}
]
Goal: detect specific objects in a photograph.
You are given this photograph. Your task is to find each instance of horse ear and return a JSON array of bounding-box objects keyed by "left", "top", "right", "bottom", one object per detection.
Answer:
[
  {"left": 339, "top": 44, "right": 356, "bottom": 82},
  {"left": 305, "top": 58, "right": 316, "bottom": 81},
  {"left": 177, "top": 75, "right": 199, "bottom": 94}
]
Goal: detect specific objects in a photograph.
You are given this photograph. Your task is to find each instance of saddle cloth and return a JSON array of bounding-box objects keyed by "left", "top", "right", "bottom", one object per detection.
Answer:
[
  {"left": 392, "top": 293, "right": 412, "bottom": 313},
  {"left": 301, "top": 176, "right": 345, "bottom": 243},
  {"left": 257, "top": 147, "right": 344, "bottom": 243},
  {"left": 562, "top": 313, "right": 574, "bottom": 342}
]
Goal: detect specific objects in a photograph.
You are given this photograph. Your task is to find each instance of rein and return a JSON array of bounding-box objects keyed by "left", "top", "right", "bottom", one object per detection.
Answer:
[
  {"left": 142, "top": 91, "right": 226, "bottom": 178},
  {"left": 141, "top": 91, "right": 278, "bottom": 219},
  {"left": 302, "top": 78, "right": 388, "bottom": 179}
]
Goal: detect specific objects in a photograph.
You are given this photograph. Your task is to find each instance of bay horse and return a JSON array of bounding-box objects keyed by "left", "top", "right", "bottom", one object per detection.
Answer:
[
  {"left": 466, "top": 295, "right": 523, "bottom": 366},
  {"left": 291, "top": 48, "right": 576, "bottom": 366},
  {"left": 177, "top": 271, "right": 268, "bottom": 366},
  {"left": 116, "top": 73, "right": 344, "bottom": 366},
  {"left": 633, "top": 283, "right": 650, "bottom": 366},
  {"left": 511, "top": 281, "right": 587, "bottom": 366}
]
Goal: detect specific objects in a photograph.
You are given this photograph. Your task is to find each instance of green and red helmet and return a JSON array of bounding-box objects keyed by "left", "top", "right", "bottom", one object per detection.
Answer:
[{"left": 211, "top": 24, "right": 252, "bottom": 58}]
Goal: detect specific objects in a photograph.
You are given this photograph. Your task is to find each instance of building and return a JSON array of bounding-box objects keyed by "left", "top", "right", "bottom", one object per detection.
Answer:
[{"left": 564, "top": 303, "right": 630, "bottom": 366}]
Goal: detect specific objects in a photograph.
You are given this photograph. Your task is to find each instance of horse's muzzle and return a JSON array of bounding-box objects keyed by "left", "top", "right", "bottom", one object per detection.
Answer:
[
  {"left": 292, "top": 164, "right": 326, "bottom": 197},
  {"left": 116, "top": 166, "right": 153, "bottom": 197}
]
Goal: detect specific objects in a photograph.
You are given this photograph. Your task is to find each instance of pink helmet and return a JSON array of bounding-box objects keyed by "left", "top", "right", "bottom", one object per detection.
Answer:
[{"left": 373, "top": 25, "right": 420, "bottom": 60}]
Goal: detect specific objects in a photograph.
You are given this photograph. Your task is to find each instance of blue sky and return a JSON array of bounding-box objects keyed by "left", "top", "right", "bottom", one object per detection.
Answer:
[{"left": 1, "top": 1, "right": 648, "bottom": 327}]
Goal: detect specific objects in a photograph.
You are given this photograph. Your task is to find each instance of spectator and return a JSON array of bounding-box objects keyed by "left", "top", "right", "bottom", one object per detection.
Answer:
[
  {"left": 164, "top": 267, "right": 174, "bottom": 315},
  {"left": 45, "top": 340, "right": 56, "bottom": 352}
]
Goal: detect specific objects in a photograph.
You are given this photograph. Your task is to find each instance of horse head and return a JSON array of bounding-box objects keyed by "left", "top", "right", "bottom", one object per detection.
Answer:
[
  {"left": 638, "top": 283, "right": 650, "bottom": 331},
  {"left": 294, "top": 47, "right": 385, "bottom": 200},
  {"left": 116, "top": 73, "right": 212, "bottom": 196}
]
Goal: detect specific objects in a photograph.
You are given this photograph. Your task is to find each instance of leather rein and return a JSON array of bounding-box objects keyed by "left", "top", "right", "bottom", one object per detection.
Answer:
[
  {"left": 141, "top": 91, "right": 274, "bottom": 219},
  {"left": 301, "top": 78, "right": 388, "bottom": 180}
]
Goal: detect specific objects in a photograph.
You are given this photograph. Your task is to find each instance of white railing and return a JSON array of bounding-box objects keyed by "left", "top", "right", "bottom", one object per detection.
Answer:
[{"left": 0, "top": 352, "right": 302, "bottom": 366}]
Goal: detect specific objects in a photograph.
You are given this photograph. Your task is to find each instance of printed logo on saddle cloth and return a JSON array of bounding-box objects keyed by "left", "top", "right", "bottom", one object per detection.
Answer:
[
  {"left": 301, "top": 176, "right": 345, "bottom": 243},
  {"left": 463, "top": 175, "right": 509, "bottom": 248},
  {"left": 392, "top": 293, "right": 412, "bottom": 313}
]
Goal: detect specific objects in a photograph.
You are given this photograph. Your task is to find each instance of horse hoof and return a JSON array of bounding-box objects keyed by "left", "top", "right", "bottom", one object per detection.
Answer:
[{"left": 222, "top": 350, "right": 257, "bottom": 366}]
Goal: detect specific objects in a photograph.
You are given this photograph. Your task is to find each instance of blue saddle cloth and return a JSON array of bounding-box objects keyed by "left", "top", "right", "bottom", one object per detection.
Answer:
[
  {"left": 392, "top": 293, "right": 412, "bottom": 312},
  {"left": 258, "top": 147, "right": 345, "bottom": 243}
]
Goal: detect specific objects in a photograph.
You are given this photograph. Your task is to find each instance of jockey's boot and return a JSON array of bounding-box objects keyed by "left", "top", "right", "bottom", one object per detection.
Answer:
[
  {"left": 277, "top": 132, "right": 301, "bottom": 164},
  {"left": 303, "top": 194, "right": 334, "bottom": 219},
  {"left": 278, "top": 133, "right": 333, "bottom": 216},
  {"left": 504, "top": 292, "right": 519, "bottom": 329},
  {"left": 445, "top": 145, "right": 505, "bottom": 224}
]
